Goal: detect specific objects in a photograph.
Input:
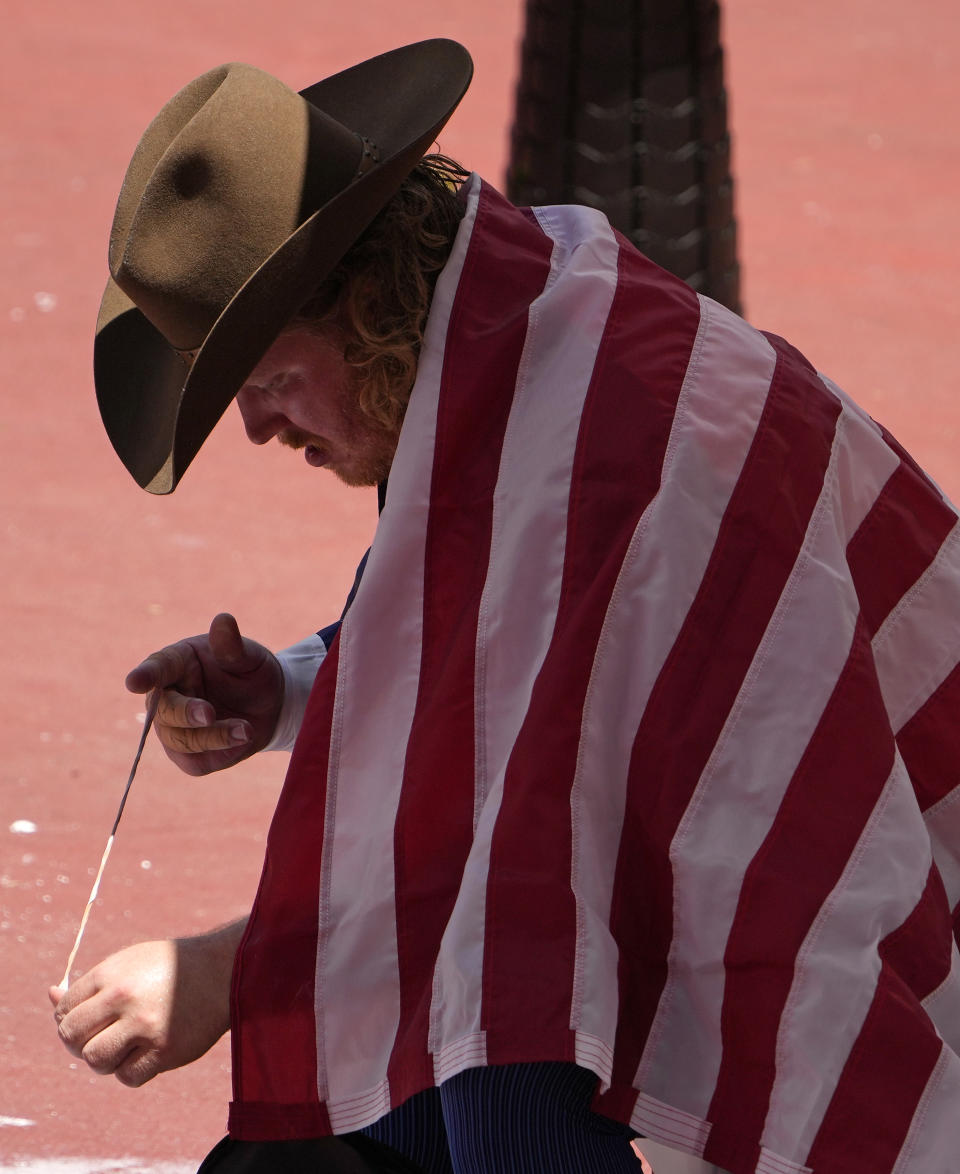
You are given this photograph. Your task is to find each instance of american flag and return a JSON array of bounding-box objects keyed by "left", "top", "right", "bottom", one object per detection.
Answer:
[{"left": 229, "top": 178, "right": 960, "bottom": 1174}]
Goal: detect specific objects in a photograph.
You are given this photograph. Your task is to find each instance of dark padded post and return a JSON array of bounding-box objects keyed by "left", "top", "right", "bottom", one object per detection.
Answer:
[{"left": 507, "top": 0, "right": 743, "bottom": 313}]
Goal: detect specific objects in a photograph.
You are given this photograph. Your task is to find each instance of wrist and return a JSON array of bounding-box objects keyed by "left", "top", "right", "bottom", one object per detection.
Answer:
[
  {"left": 267, "top": 635, "right": 328, "bottom": 751},
  {"left": 174, "top": 918, "right": 248, "bottom": 1038}
]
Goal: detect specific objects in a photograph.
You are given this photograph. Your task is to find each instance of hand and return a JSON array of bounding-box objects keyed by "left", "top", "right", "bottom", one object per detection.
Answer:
[
  {"left": 48, "top": 921, "right": 244, "bottom": 1087},
  {"left": 126, "top": 613, "right": 283, "bottom": 775}
]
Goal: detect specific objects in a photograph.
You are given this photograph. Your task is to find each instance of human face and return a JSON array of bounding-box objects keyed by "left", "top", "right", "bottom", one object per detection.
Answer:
[{"left": 235, "top": 327, "right": 400, "bottom": 487}]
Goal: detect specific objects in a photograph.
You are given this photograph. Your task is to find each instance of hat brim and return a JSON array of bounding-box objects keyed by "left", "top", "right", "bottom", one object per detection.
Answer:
[{"left": 95, "top": 39, "right": 473, "bottom": 494}]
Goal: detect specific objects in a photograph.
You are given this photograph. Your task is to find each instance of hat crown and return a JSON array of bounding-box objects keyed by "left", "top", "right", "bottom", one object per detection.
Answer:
[{"left": 109, "top": 63, "right": 365, "bottom": 349}]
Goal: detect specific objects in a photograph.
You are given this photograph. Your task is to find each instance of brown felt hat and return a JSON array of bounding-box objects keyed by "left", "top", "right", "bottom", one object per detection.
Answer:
[{"left": 94, "top": 40, "right": 473, "bottom": 493}]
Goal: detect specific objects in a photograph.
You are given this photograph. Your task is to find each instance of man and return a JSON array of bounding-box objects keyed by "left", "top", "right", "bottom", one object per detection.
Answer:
[{"left": 51, "top": 39, "right": 960, "bottom": 1174}]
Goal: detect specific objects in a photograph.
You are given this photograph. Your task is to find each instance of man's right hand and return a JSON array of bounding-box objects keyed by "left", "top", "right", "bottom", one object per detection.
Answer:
[{"left": 126, "top": 612, "right": 283, "bottom": 775}]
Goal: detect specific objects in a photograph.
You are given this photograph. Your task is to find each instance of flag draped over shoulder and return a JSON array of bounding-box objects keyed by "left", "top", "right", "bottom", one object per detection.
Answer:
[{"left": 228, "top": 177, "right": 960, "bottom": 1174}]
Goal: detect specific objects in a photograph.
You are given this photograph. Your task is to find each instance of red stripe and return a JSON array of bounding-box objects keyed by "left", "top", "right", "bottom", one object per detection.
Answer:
[
  {"left": 897, "top": 661, "right": 960, "bottom": 814},
  {"left": 803, "top": 871, "right": 950, "bottom": 1174},
  {"left": 385, "top": 184, "right": 556, "bottom": 1103},
  {"left": 847, "top": 458, "right": 957, "bottom": 637},
  {"left": 229, "top": 636, "right": 342, "bottom": 1137},
  {"left": 703, "top": 618, "right": 896, "bottom": 1171},
  {"left": 481, "top": 237, "right": 702, "bottom": 1062},
  {"left": 804, "top": 983, "right": 941, "bottom": 1173},
  {"left": 602, "top": 333, "right": 842, "bottom": 1107},
  {"left": 879, "top": 863, "right": 953, "bottom": 999},
  {"left": 877, "top": 419, "right": 946, "bottom": 486}
]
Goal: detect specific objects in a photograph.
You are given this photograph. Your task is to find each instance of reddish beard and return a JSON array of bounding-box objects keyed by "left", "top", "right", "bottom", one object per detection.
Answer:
[{"left": 278, "top": 420, "right": 399, "bottom": 488}]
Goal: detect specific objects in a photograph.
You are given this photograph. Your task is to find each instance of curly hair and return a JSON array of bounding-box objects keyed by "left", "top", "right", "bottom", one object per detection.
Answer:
[{"left": 292, "top": 153, "right": 470, "bottom": 432}]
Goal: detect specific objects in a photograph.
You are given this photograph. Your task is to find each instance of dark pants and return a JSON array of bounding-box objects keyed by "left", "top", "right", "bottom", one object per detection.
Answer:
[
  {"left": 196, "top": 1132, "right": 423, "bottom": 1173},
  {"left": 364, "top": 1062, "right": 638, "bottom": 1173},
  {"left": 198, "top": 1062, "right": 639, "bottom": 1173}
]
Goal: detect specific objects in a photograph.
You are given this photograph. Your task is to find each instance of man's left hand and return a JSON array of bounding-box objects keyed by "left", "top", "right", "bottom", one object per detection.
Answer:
[{"left": 49, "top": 922, "right": 243, "bottom": 1085}]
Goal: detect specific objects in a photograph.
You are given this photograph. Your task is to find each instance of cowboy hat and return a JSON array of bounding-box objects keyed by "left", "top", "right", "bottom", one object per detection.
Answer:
[{"left": 94, "top": 39, "right": 473, "bottom": 493}]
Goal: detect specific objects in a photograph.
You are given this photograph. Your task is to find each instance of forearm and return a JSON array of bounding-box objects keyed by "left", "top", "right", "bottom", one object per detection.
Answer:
[
  {"left": 182, "top": 914, "right": 248, "bottom": 957},
  {"left": 174, "top": 916, "right": 249, "bottom": 1038}
]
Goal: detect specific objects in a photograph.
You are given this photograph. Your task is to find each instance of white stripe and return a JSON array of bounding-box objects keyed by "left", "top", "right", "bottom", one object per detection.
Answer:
[
  {"left": 629, "top": 1091, "right": 712, "bottom": 1156},
  {"left": 325, "top": 1079, "right": 392, "bottom": 1133},
  {"left": 568, "top": 299, "right": 777, "bottom": 1088},
  {"left": 473, "top": 201, "right": 619, "bottom": 823},
  {"left": 811, "top": 374, "right": 903, "bottom": 544},
  {"left": 892, "top": 1043, "right": 960, "bottom": 1173},
  {"left": 818, "top": 373, "right": 960, "bottom": 735},
  {"left": 924, "top": 787, "right": 960, "bottom": 913},
  {"left": 751, "top": 414, "right": 926, "bottom": 1157},
  {"left": 873, "top": 519, "right": 960, "bottom": 733},
  {"left": 821, "top": 373, "right": 960, "bottom": 915},
  {"left": 313, "top": 178, "right": 481, "bottom": 1109},
  {"left": 763, "top": 755, "right": 931, "bottom": 1160},
  {"left": 820, "top": 369, "right": 954, "bottom": 503},
  {"left": 638, "top": 401, "right": 899, "bottom": 1121},
  {"left": 573, "top": 1029, "right": 615, "bottom": 1079},
  {"left": 820, "top": 369, "right": 960, "bottom": 734},
  {"left": 428, "top": 202, "right": 620, "bottom": 1055},
  {"left": 433, "top": 1031, "right": 488, "bottom": 1085},
  {"left": 755, "top": 1150, "right": 812, "bottom": 1174},
  {"left": 922, "top": 940, "right": 960, "bottom": 1055}
]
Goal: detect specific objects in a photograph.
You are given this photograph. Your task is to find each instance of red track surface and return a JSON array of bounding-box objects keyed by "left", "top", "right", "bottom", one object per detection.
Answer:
[{"left": 2, "top": 0, "right": 957, "bottom": 1168}]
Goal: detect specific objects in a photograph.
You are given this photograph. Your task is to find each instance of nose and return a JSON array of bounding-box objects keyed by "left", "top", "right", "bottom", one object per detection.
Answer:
[{"left": 236, "top": 386, "right": 287, "bottom": 445}]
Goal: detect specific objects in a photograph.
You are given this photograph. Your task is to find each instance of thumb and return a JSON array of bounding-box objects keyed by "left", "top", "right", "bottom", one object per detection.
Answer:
[
  {"left": 49, "top": 984, "right": 65, "bottom": 1010},
  {"left": 207, "top": 613, "right": 259, "bottom": 673}
]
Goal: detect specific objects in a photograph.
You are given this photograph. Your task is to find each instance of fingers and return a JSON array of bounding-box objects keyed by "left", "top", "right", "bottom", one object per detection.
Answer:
[
  {"left": 114, "top": 1043, "right": 162, "bottom": 1088},
  {"left": 50, "top": 941, "right": 176, "bottom": 1085},
  {"left": 156, "top": 686, "right": 215, "bottom": 730},
  {"left": 58, "top": 999, "right": 159, "bottom": 1083},
  {"left": 78, "top": 1022, "right": 140, "bottom": 1076},
  {"left": 51, "top": 936, "right": 236, "bottom": 1084},
  {"left": 53, "top": 981, "right": 123, "bottom": 1062},
  {"left": 207, "top": 613, "right": 272, "bottom": 679},
  {"left": 51, "top": 968, "right": 97, "bottom": 1021},
  {"left": 125, "top": 639, "right": 196, "bottom": 695},
  {"left": 157, "top": 703, "right": 251, "bottom": 755},
  {"left": 121, "top": 615, "right": 278, "bottom": 774},
  {"left": 154, "top": 686, "right": 250, "bottom": 756},
  {"left": 125, "top": 614, "right": 261, "bottom": 695},
  {"left": 124, "top": 616, "right": 252, "bottom": 753},
  {"left": 207, "top": 612, "right": 249, "bottom": 670}
]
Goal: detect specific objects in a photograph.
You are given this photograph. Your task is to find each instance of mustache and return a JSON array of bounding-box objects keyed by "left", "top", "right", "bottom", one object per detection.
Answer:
[{"left": 278, "top": 428, "right": 320, "bottom": 450}]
